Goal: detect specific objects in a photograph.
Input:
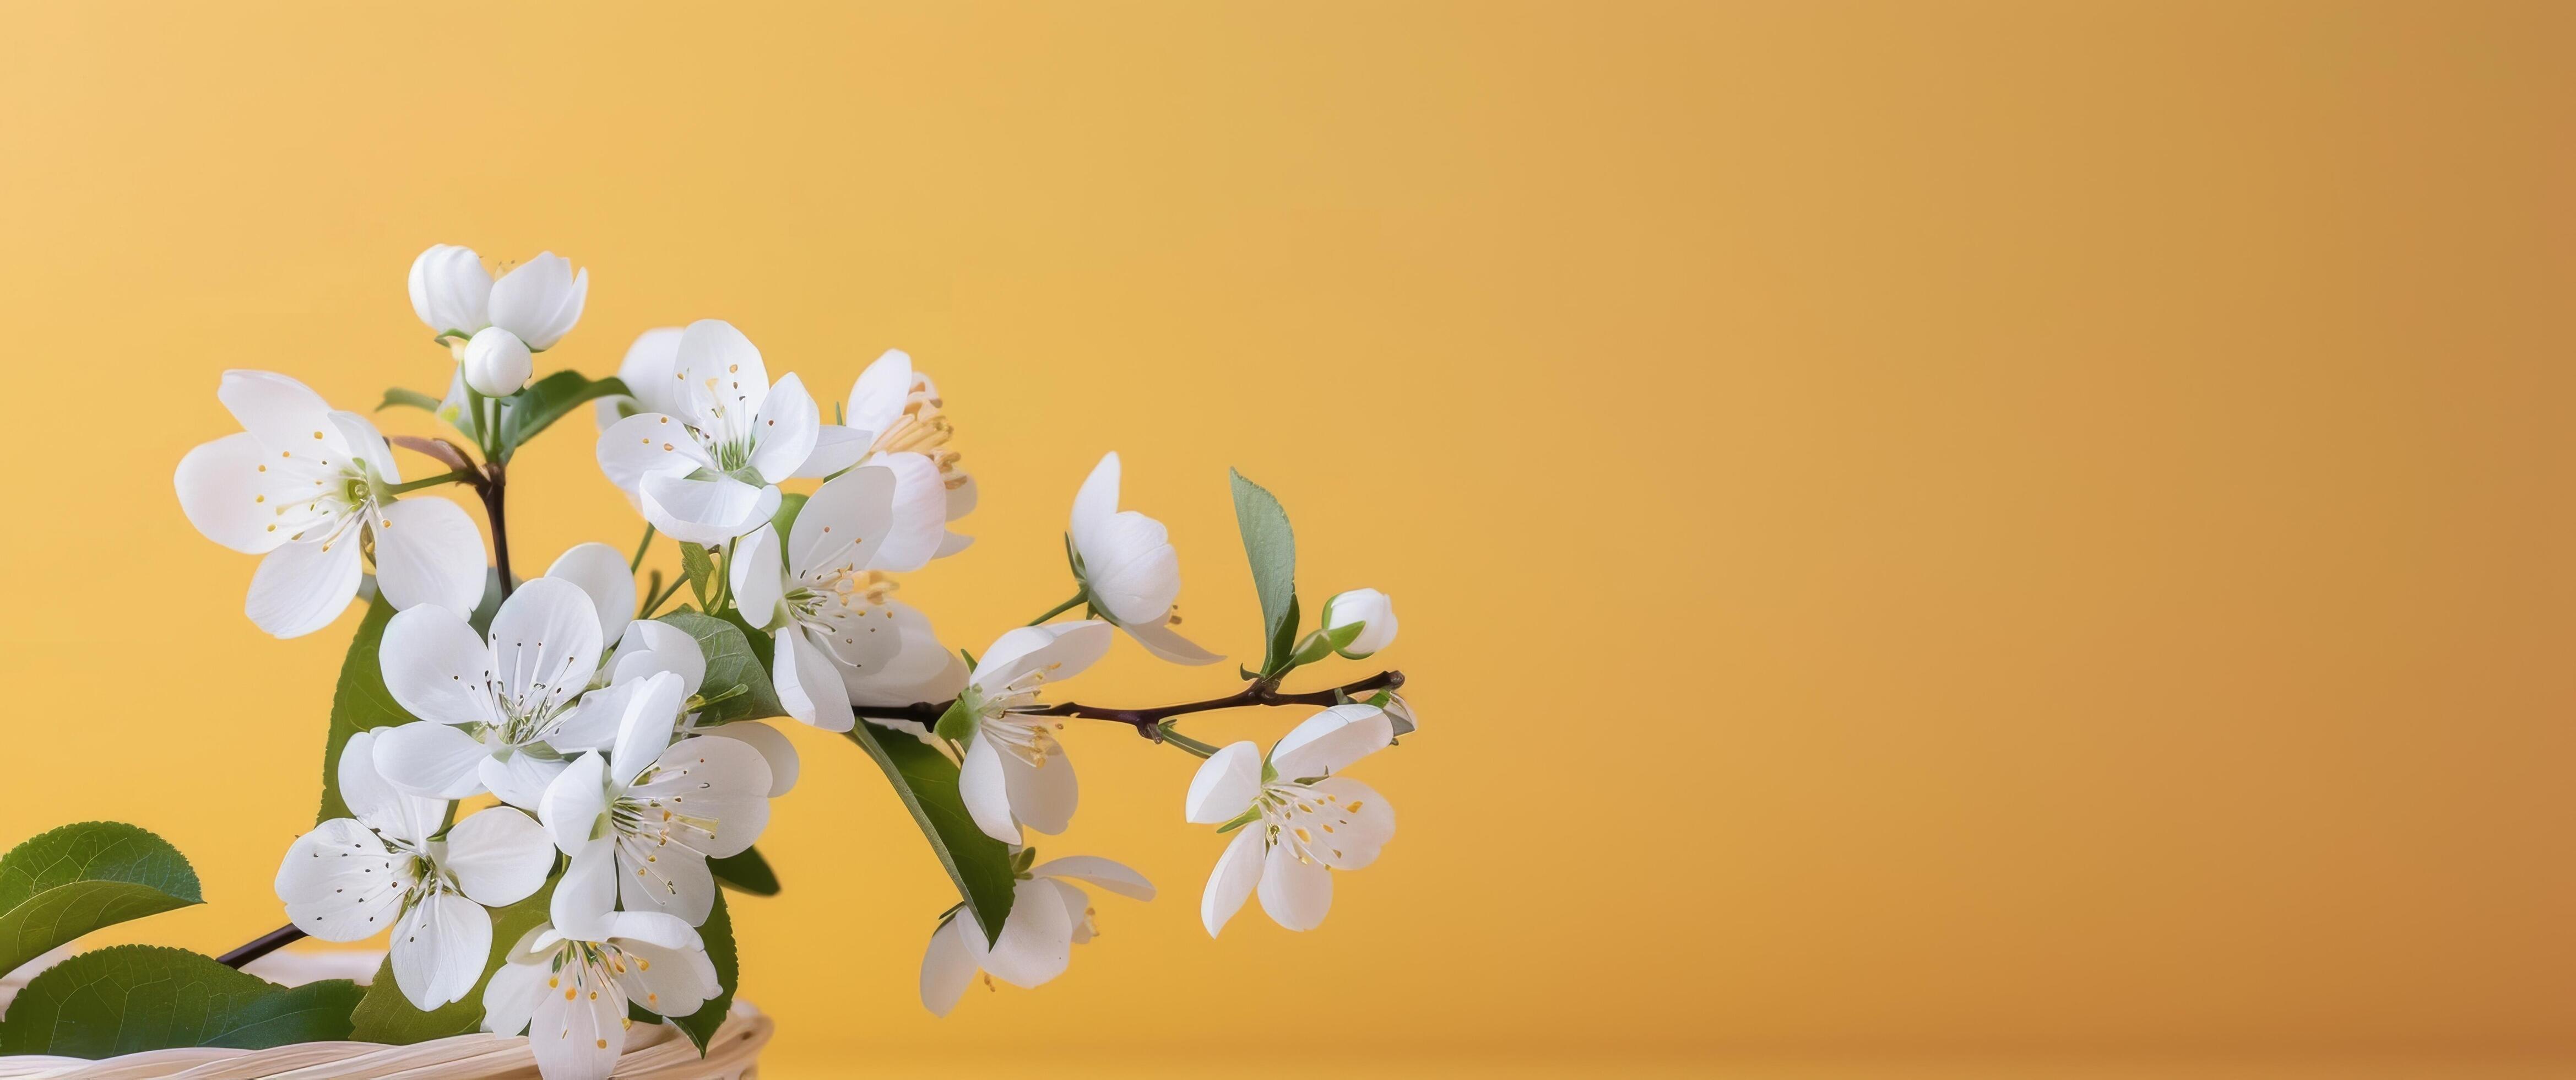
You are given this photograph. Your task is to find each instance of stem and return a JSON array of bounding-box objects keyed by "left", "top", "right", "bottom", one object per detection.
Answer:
[
  {"left": 481, "top": 462, "right": 513, "bottom": 599},
  {"left": 630, "top": 524, "right": 657, "bottom": 573},
  {"left": 1026, "top": 593, "right": 1086, "bottom": 626},
  {"left": 1156, "top": 723, "right": 1223, "bottom": 758},
  {"left": 850, "top": 669, "right": 1406, "bottom": 741},
  {"left": 640, "top": 573, "right": 688, "bottom": 618},
  {"left": 384, "top": 469, "right": 472, "bottom": 495},
  {"left": 218, "top": 924, "right": 304, "bottom": 969}
]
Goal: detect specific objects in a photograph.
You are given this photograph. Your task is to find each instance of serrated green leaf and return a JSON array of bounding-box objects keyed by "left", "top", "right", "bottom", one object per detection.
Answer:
[
  {"left": 709, "top": 847, "right": 779, "bottom": 897},
  {"left": 655, "top": 612, "right": 784, "bottom": 724},
  {"left": 680, "top": 542, "right": 717, "bottom": 610},
  {"left": 495, "top": 371, "right": 630, "bottom": 462},
  {"left": 842, "top": 725, "right": 1016, "bottom": 947},
  {"left": 0, "top": 823, "right": 203, "bottom": 978},
  {"left": 347, "top": 878, "right": 554, "bottom": 1044},
  {"left": 317, "top": 592, "right": 405, "bottom": 825},
  {"left": 1229, "top": 469, "right": 1298, "bottom": 676},
  {"left": 378, "top": 387, "right": 441, "bottom": 413},
  {"left": 0, "top": 945, "right": 360, "bottom": 1055},
  {"left": 669, "top": 890, "right": 737, "bottom": 1053}
]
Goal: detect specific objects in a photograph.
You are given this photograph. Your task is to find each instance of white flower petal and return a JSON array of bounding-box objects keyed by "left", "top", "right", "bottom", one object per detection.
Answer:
[
  {"left": 442, "top": 807, "right": 554, "bottom": 906},
  {"left": 379, "top": 604, "right": 498, "bottom": 726},
  {"left": 338, "top": 728, "right": 446, "bottom": 846},
  {"left": 599, "top": 327, "right": 685, "bottom": 425},
  {"left": 1120, "top": 615, "right": 1225, "bottom": 666},
  {"left": 218, "top": 370, "right": 346, "bottom": 451},
  {"left": 479, "top": 951, "right": 545, "bottom": 1036},
  {"left": 640, "top": 473, "right": 778, "bottom": 547},
  {"left": 372, "top": 498, "right": 487, "bottom": 617},
  {"left": 701, "top": 721, "right": 799, "bottom": 797},
  {"left": 1069, "top": 451, "right": 1121, "bottom": 546},
  {"left": 481, "top": 753, "right": 570, "bottom": 813},
  {"left": 1303, "top": 777, "right": 1395, "bottom": 870},
  {"left": 790, "top": 456, "right": 945, "bottom": 577},
  {"left": 970, "top": 621, "right": 1113, "bottom": 695},
  {"left": 596, "top": 413, "right": 715, "bottom": 499},
  {"left": 626, "top": 736, "right": 772, "bottom": 859},
  {"left": 728, "top": 523, "right": 785, "bottom": 629},
  {"left": 245, "top": 534, "right": 364, "bottom": 638},
  {"left": 618, "top": 846, "right": 715, "bottom": 926},
  {"left": 999, "top": 742, "right": 1077, "bottom": 836},
  {"left": 673, "top": 319, "right": 770, "bottom": 426},
  {"left": 1200, "top": 827, "right": 1264, "bottom": 938},
  {"left": 749, "top": 372, "right": 821, "bottom": 484},
  {"left": 487, "top": 578, "right": 605, "bottom": 721},
  {"left": 959, "top": 736, "right": 1020, "bottom": 844},
  {"left": 773, "top": 627, "right": 854, "bottom": 732},
  {"left": 608, "top": 671, "right": 688, "bottom": 787},
  {"left": 538, "top": 752, "right": 612, "bottom": 856},
  {"left": 968, "top": 878, "right": 1073, "bottom": 989},
  {"left": 373, "top": 720, "right": 490, "bottom": 800},
  {"left": 614, "top": 937, "right": 718, "bottom": 1017},
  {"left": 391, "top": 889, "right": 489, "bottom": 1010},
  {"left": 275, "top": 818, "right": 409, "bottom": 942},
  {"left": 1256, "top": 840, "right": 1334, "bottom": 932},
  {"left": 550, "top": 840, "right": 619, "bottom": 942},
  {"left": 528, "top": 955, "right": 623, "bottom": 1080},
  {"left": 175, "top": 433, "right": 295, "bottom": 554},
  {"left": 1031, "top": 855, "right": 1154, "bottom": 901},
  {"left": 545, "top": 542, "right": 637, "bottom": 647},
  {"left": 1078, "top": 513, "right": 1181, "bottom": 628},
  {"left": 486, "top": 253, "right": 586, "bottom": 350},
  {"left": 794, "top": 424, "right": 872, "bottom": 479},
  {"left": 1184, "top": 742, "right": 1263, "bottom": 824},
  {"left": 408, "top": 245, "right": 491, "bottom": 336},
  {"left": 844, "top": 349, "right": 916, "bottom": 439},
  {"left": 1269, "top": 704, "right": 1393, "bottom": 781},
  {"left": 609, "top": 619, "right": 708, "bottom": 700},
  {"left": 917, "top": 915, "right": 976, "bottom": 1017}
]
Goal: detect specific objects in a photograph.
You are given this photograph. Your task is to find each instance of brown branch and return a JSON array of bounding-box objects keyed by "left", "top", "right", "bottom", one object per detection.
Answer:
[{"left": 852, "top": 669, "right": 1404, "bottom": 740}]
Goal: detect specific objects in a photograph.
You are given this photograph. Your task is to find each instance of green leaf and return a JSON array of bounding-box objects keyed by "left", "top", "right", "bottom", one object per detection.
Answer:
[
  {"left": 708, "top": 847, "right": 779, "bottom": 897},
  {"left": 377, "top": 387, "right": 442, "bottom": 413},
  {"left": 654, "top": 612, "right": 784, "bottom": 724},
  {"left": 680, "top": 542, "right": 717, "bottom": 610},
  {"left": 669, "top": 890, "right": 738, "bottom": 1053},
  {"left": 495, "top": 372, "right": 630, "bottom": 461},
  {"left": 0, "top": 945, "right": 361, "bottom": 1055},
  {"left": 1229, "top": 469, "right": 1299, "bottom": 676},
  {"left": 317, "top": 591, "right": 405, "bottom": 824},
  {"left": 768, "top": 492, "right": 807, "bottom": 538},
  {"left": 842, "top": 724, "right": 1016, "bottom": 947},
  {"left": 347, "top": 878, "right": 554, "bottom": 1044},
  {"left": 930, "top": 696, "right": 979, "bottom": 744},
  {"left": 0, "top": 823, "right": 203, "bottom": 978}
]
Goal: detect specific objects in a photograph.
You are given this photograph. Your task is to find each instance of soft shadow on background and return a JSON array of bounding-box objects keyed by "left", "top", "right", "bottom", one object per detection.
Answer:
[{"left": 1, "top": 2, "right": 2569, "bottom": 1076}]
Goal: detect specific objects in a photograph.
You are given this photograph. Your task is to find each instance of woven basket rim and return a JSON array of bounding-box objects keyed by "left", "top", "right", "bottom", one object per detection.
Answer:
[{"left": 0, "top": 949, "right": 769, "bottom": 1079}]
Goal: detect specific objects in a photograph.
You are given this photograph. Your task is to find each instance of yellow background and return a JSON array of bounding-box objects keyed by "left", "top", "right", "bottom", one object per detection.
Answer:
[{"left": 2, "top": 2, "right": 2569, "bottom": 1075}]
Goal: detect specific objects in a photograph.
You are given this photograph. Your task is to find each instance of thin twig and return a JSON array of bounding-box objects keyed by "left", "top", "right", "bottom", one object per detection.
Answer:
[{"left": 852, "top": 669, "right": 1404, "bottom": 740}]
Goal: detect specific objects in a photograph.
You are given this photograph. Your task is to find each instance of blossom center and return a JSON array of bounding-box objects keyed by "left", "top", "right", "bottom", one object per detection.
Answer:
[{"left": 1255, "top": 781, "right": 1360, "bottom": 866}]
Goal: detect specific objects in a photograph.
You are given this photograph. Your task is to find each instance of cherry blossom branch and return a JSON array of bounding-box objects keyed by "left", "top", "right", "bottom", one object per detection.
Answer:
[
  {"left": 851, "top": 669, "right": 1405, "bottom": 741},
  {"left": 216, "top": 923, "right": 305, "bottom": 968}
]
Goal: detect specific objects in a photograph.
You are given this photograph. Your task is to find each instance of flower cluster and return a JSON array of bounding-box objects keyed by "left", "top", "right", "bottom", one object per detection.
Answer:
[{"left": 174, "top": 242, "right": 1415, "bottom": 1079}]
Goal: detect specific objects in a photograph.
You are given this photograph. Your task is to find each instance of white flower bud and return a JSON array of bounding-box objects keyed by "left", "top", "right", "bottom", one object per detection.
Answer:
[
  {"left": 461, "top": 327, "right": 532, "bottom": 397},
  {"left": 1322, "top": 588, "right": 1397, "bottom": 657},
  {"left": 407, "top": 244, "right": 491, "bottom": 337},
  {"left": 487, "top": 252, "right": 588, "bottom": 350}
]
